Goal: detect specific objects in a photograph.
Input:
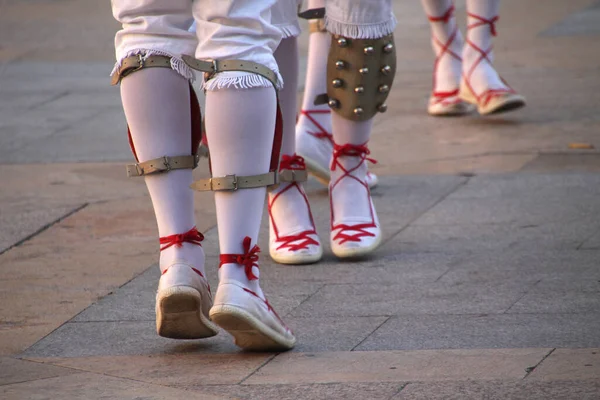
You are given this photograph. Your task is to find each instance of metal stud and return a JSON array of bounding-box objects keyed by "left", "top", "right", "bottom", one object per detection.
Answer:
[
  {"left": 359, "top": 67, "right": 369, "bottom": 75},
  {"left": 378, "top": 84, "right": 390, "bottom": 93},
  {"left": 353, "top": 107, "right": 364, "bottom": 116},
  {"left": 377, "top": 103, "right": 388, "bottom": 113},
  {"left": 354, "top": 86, "right": 365, "bottom": 94},
  {"left": 335, "top": 60, "right": 345, "bottom": 70},
  {"left": 363, "top": 46, "right": 374, "bottom": 55},
  {"left": 332, "top": 79, "right": 343, "bottom": 88},
  {"left": 337, "top": 37, "right": 348, "bottom": 47},
  {"left": 380, "top": 65, "right": 392, "bottom": 75},
  {"left": 383, "top": 43, "right": 394, "bottom": 53},
  {"left": 328, "top": 99, "right": 340, "bottom": 108}
]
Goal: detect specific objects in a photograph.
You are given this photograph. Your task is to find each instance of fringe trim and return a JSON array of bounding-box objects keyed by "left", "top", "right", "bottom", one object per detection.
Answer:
[
  {"left": 325, "top": 14, "right": 397, "bottom": 39},
  {"left": 275, "top": 23, "right": 302, "bottom": 39},
  {"left": 110, "top": 49, "right": 196, "bottom": 82},
  {"left": 202, "top": 70, "right": 284, "bottom": 91}
]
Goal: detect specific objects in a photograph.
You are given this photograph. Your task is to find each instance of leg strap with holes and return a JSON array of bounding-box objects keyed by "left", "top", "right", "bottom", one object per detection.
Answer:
[
  {"left": 181, "top": 55, "right": 283, "bottom": 192},
  {"left": 114, "top": 54, "right": 204, "bottom": 178}
]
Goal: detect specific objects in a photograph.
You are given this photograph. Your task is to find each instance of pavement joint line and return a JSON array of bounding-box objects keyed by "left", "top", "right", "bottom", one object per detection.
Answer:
[
  {"left": 283, "top": 284, "right": 326, "bottom": 318},
  {"left": 576, "top": 226, "right": 600, "bottom": 250},
  {"left": 0, "top": 202, "right": 89, "bottom": 256},
  {"left": 27, "top": 90, "right": 70, "bottom": 111},
  {"left": 523, "top": 348, "right": 557, "bottom": 379},
  {"left": 237, "top": 354, "right": 278, "bottom": 385},
  {"left": 386, "top": 382, "right": 410, "bottom": 400},
  {"left": 350, "top": 315, "right": 393, "bottom": 352},
  {"left": 502, "top": 279, "right": 543, "bottom": 314},
  {"left": 380, "top": 176, "right": 470, "bottom": 248}
]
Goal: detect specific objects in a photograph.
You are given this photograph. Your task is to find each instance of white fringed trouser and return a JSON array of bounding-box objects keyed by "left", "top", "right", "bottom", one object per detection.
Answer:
[
  {"left": 325, "top": 0, "right": 396, "bottom": 39},
  {"left": 111, "top": 0, "right": 283, "bottom": 90}
]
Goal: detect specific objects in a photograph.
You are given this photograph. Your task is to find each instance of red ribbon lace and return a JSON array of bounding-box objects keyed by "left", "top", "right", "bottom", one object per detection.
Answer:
[
  {"left": 330, "top": 143, "right": 378, "bottom": 244},
  {"left": 242, "top": 287, "right": 291, "bottom": 332},
  {"left": 219, "top": 236, "right": 260, "bottom": 281},
  {"left": 279, "top": 154, "right": 306, "bottom": 171},
  {"left": 299, "top": 109, "right": 333, "bottom": 144},
  {"left": 427, "top": 5, "right": 463, "bottom": 102},
  {"left": 159, "top": 226, "right": 204, "bottom": 252},
  {"left": 331, "top": 144, "right": 377, "bottom": 170},
  {"left": 463, "top": 13, "right": 515, "bottom": 103}
]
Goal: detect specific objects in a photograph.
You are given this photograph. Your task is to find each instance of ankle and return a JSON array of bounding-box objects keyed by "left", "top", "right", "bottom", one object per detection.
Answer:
[{"left": 159, "top": 242, "right": 205, "bottom": 273}]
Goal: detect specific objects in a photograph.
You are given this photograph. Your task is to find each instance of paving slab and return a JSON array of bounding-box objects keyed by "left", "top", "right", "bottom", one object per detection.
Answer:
[
  {"left": 528, "top": 348, "right": 600, "bottom": 381},
  {"left": 290, "top": 278, "right": 533, "bottom": 318},
  {"left": 356, "top": 314, "right": 600, "bottom": 351},
  {"left": 0, "top": 357, "right": 75, "bottom": 386},
  {"left": 28, "top": 353, "right": 274, "bottom": 386},
  {"left": 0, "top": 372, "right": 226, "bottom": 400},
  {"left": 285, "top": 316, "right": 389, "bottom": 352},
  {"left": 395, "top": 380, "right": 600, "bottom": 400},
  {"left": 198, "top": 382, "right": 405, "bottom": 400},
  {"left": 21, "top": 320, "right": 241, "bottom": 358},
  {"left": 244, "top": 349, "right": 550, "bottom": 384}
]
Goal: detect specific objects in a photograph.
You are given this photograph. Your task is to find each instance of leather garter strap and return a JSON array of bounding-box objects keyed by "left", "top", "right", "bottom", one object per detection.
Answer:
[
  {"left": 111, "top": 54, "right": 172, "bottom": 86},
  {"left": 126, "top": 155, "right": 199, "bottom": 177},
  {"left": 181, "top": 55, "right": 278, "bottom": 89}
]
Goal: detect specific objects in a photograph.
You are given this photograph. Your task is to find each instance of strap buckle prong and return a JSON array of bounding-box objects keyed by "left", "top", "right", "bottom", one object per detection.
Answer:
[
  {"left": 162, "top": 156, "right": 171, "bottom": 172},
  {"left": 227, "top": 174, "right": 238, "bottom": 191},
  {"left": 133, "top": 54, "right": 145, "bottom": 73}
]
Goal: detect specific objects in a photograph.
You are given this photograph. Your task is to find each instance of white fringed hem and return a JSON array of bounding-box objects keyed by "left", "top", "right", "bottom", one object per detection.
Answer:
[
  {"left": 202, "top": 70, "right": 284, "bottom": 91},
  {"left": 275, "top": 23, "right": 302, "bottom": 39},
  {"left": 110, "top": 49, "right": 195, "bottom": 82},
  {"left": 325, "top": 14, "right": 397, "bottom": 39}
]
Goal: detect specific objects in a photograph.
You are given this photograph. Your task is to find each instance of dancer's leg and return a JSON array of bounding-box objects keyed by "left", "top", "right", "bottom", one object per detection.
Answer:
[
  {"left": 192, "top": 0, "right": 295, "bottom": 350},
  {"left": 420, "top": 0, "right": 473, "bottom": 116},
  {"left": 269, "top": 36, "right": 322, "bottom": 265},
  {"left": 111, "top": 0, "right": 217, "bottom": 339},
  {"left": 296, "top": 0, "right": 380, "bottom": 188},
  {"left": 324, "top": 0, "right": 397, "bottom": 257},
  {"left": 460, "top": 0, "right": 526, "bottom": 114}
]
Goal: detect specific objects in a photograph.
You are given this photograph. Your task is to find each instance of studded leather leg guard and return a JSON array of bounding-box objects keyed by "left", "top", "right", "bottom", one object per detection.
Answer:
[{"left": 325, "top": 35, "right": 397, "bottom": 121}]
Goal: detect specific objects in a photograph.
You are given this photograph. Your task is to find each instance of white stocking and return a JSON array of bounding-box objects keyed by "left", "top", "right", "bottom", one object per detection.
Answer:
[
  {"left": 421, "top": 0, "right": 463, "bottom": 94},
  {"left": 204, "top": 87, "right": 276, "bottom": 297},
  {"left": 463, "top": 0, "right": 505, "bottom": 92},
  {"left": 120, "top": 67, "right": 204, "bottom": 274},
  {"left": 296, "top": 0, "right": 332, "bottom": 153},
  {"left": 270, "top": 37, "right": 320, "bottom": 261},
  {"left": 330, "top": 115, "right": 373, "bottom": 222}
]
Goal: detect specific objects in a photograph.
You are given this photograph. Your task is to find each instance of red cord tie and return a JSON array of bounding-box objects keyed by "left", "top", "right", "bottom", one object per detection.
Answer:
[
  {"left": 300, "top": 109, "right": 333, "bottom": 142},
  {"left": 333, "top": 223, "right": 376, "bottom": 245},
  {"left": 219, "top": 236, "right": 260, "bottom": 281},
  {"left": 467, "top": 12, "right": 499, "bottom": 36},
  {"left": 159, "top": 226, "right": 204, "bottom": 252},
  {"left": 428, "top": 5, "right": 454, "bottom": 23},
  {"left": 331, "top": 144, "right": 377, "bottom": 171},
  {"left": 279, "top": 154, "right": 307, "bottom": 172},
  {"left": 243, "top": 287, "right": 291, "bottom": 332}
]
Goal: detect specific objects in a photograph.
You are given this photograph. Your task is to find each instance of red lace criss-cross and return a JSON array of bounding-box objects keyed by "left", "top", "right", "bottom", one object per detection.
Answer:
[
  {"left": 299, "top": 109, "right": 333, "bottom": 144},
  {"left": 330, "top": 143, "right": 378, "bottom": 245},
  {"left": 268, "top": 154, "right": 319, "bottom": 252},
  {"left": 427, "top": 5, "right": 462, "bottom": 105},
  {"left": 463, "top": 12, "right": 516, "bottom": 105},
  {"left": 242, "top": 287, "right": 291, "bottom": 332},
  {"left": 159, "top": 226, "right": 206, "bottom": 279},
  {"left": 219, "top": 236, "right": 260, "bottom": 281}
]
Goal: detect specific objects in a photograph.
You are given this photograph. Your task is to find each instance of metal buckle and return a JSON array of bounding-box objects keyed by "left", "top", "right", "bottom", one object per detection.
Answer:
[
  {"left": 135, "top": 164, "right": 144, "bottom": 176},
  {"left": 162, "top": 156, "right": 171, "bottom": 172},
  {"left": 226, "top": 174, "right": 238, "bottom": 191},
  {"left": 133, "top": 54, "right": 145, "bottom": 73}
]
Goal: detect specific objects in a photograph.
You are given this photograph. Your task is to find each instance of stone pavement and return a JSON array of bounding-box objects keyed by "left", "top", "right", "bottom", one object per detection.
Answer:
[{"left": 1, "top": 0, "right": 600, "bottom": 399}]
